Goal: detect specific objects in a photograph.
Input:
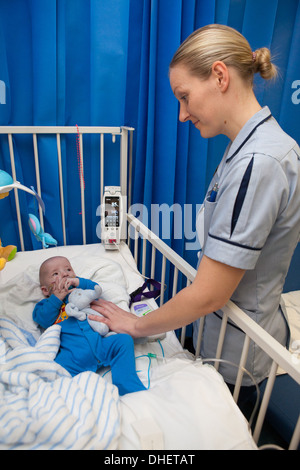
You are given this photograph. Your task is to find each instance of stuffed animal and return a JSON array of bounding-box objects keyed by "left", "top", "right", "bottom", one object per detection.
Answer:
[
  {"left": 0, "top": 239, "right": 17, "bottom": 271},
  {"left": 65, "top": 285, "right": 109, "bottom": 336}
]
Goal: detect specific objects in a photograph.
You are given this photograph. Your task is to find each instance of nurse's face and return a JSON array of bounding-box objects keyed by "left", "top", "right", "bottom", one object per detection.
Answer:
[{"left": 169, "top": 64, "right": 223, "bottom": 138}]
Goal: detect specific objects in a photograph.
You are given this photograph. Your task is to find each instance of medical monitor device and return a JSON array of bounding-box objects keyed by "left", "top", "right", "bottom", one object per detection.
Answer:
[{"left": 101, "top": 186, "right": 125, "bottom": 250}]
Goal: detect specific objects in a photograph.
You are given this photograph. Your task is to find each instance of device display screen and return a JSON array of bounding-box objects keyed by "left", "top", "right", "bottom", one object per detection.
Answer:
[{"left": 105, "top": 196, "right": 119, "bottom": 227}]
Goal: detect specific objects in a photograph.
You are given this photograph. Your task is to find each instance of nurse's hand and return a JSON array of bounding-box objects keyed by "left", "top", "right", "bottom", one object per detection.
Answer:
[{"left": 89, "top": 299, "right": 139, "bottom": 337}]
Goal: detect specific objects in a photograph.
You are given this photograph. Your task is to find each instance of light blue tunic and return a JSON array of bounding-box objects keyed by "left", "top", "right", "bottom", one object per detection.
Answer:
[{"left": 194, "top": 106, "right": 300, "bottom": 385}]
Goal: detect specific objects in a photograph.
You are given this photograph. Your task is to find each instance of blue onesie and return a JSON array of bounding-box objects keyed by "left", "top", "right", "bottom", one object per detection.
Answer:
[{"left": 33, "top": 277, "right": 146, "bottom": 395}]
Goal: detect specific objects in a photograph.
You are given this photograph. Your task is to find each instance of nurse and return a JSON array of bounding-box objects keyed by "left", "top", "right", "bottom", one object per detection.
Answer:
[{"left": 90, "top": 25, "right": 300, "bottom": 392}]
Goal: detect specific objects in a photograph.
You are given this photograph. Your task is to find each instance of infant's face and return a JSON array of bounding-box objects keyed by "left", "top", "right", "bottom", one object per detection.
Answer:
[{"left": 42, "top": 257, "right": 76, "bottom": 289}]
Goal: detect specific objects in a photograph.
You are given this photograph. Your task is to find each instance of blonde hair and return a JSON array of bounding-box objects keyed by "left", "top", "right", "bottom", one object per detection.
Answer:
[{"left": 169, "top": 24, "right": 277, "bottom": 84}]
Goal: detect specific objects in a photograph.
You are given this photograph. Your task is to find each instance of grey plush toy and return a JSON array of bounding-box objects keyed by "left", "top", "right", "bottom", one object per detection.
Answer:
[{"left": 65, "top": 285, "right": 109, "bottom": 336}]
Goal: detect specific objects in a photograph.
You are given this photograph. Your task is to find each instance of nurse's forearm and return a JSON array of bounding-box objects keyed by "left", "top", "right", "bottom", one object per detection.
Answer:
[
  {"left": 89, "top": 255, "right": 245, "bottom": 338},
  {"left": 132, "top": 287, "right": 206, "bottom": 338},
  {"left": 132, "top": 255, "right": 245, "bottom": 338}
]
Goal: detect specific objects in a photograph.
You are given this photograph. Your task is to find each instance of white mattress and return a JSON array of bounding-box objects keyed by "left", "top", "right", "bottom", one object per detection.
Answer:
[
  {"left": 0, "top": 242, "right": 257, "bottom": 450},
  {"left": 280, "top": 290, "right": 300, "bottom": 374},
  {"left": 282, "top": 290, "right": 300, "bottom": 350}
]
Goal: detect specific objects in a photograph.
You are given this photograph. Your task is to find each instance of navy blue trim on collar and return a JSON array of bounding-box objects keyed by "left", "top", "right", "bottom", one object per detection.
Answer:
[{"left": 226, "top": 113, "right": 272, "bottom": 163}]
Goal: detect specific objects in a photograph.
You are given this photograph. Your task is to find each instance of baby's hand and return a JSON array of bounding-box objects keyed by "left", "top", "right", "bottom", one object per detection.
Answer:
[
  {"left": 50, "top": 277, "right": 79, "bottom": 300},
  {"left": 64, "top": 277, "right": 80, "bottom": 290}
]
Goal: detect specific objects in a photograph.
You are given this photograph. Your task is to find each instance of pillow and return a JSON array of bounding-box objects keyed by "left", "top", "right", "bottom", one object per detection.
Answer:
[{"left": 0, "top": 255, "right": 129, "bottom": 338}]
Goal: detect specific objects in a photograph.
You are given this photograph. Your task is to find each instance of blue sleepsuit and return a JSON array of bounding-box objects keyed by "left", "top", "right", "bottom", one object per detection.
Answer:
[{"left": 33, "top": 277, "right": 146, "bottom": 395}]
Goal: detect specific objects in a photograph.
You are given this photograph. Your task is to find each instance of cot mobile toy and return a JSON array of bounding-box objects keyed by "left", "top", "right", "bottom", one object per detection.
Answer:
[
  {"left": 28, "top": 214, "right": 57, "bottom": 249},
  {"left": 0, "top": 169, "right": 57, "bottom": 249},
  {"left": 0, "top": 170, "right": 44, "bottom": 210}
]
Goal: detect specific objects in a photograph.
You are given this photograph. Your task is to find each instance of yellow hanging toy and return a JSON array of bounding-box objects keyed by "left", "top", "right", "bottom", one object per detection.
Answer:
[
  {"left": 0, "top": 170, "right": 17, "bottom": 269},
  {"left": 0, "top": 239, "right": 17, "bottom": 270}
]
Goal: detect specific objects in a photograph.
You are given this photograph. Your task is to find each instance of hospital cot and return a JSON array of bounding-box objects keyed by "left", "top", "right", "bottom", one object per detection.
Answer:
[{"left": 0, "top": 125, "right": 299, "bottom": 451}]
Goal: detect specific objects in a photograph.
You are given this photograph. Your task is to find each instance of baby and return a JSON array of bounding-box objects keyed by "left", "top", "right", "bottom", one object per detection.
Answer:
[{"left": 33, "top": 256, "right": 146, "bottom": 395}]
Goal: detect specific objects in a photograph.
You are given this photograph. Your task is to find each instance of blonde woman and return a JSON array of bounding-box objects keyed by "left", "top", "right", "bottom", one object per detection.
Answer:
[{"left": 90, "top": 25, "right": 300, "bottom": 399}]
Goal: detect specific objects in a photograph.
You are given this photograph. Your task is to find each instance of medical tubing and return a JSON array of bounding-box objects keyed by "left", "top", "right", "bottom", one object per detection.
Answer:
[
  {"left": 157, "top": 339, "right": 165, "bottom": 357},
  {"left": 258, "top": 444, "right": 284, "bottom": 451},
  {"left": 135, "top": 353, "right": 157, "bottom": 389}
]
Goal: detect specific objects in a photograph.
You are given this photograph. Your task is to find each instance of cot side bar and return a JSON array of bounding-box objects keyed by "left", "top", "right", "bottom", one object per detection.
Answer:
[
  {"left": 56, "top": 133, "right": 67, "bottom": 246},
  {"left": 8, "top": 134, "right": 24, "bottom": 251}
]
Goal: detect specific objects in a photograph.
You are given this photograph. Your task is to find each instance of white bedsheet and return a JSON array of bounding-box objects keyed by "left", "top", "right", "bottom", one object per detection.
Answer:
[
  {"left": 119, "top": 358, "right": 257, "bottom": 450},
  {"left": 0, "top": 242, "right": 258, "bottom": 450}
]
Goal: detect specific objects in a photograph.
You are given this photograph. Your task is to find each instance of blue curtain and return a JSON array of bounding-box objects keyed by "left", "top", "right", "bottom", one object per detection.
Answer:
[
  {"left": 126, "top": 0, "right": 300, "bottom": 291},
  {"left": 0, "top": 0, "right": 131, "bottom": 249},
  {"left": 0, "top": 0, "right": 299, "bottom": 290}
]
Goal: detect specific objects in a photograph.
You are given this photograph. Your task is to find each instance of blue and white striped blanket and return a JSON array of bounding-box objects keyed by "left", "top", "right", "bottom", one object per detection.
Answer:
[{"left": 0, "top": 318, "right": 120, "bottom": 450}]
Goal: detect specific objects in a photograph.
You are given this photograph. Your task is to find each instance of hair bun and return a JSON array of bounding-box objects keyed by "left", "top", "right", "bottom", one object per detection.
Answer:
[{"left": 253, "top": 47, "right": 277, "bottom": 80}]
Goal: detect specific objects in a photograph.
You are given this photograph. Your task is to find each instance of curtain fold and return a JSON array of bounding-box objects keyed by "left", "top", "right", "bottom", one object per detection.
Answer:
[{"left": 0, "top": 0, "right": 299, "bottom": 290}]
